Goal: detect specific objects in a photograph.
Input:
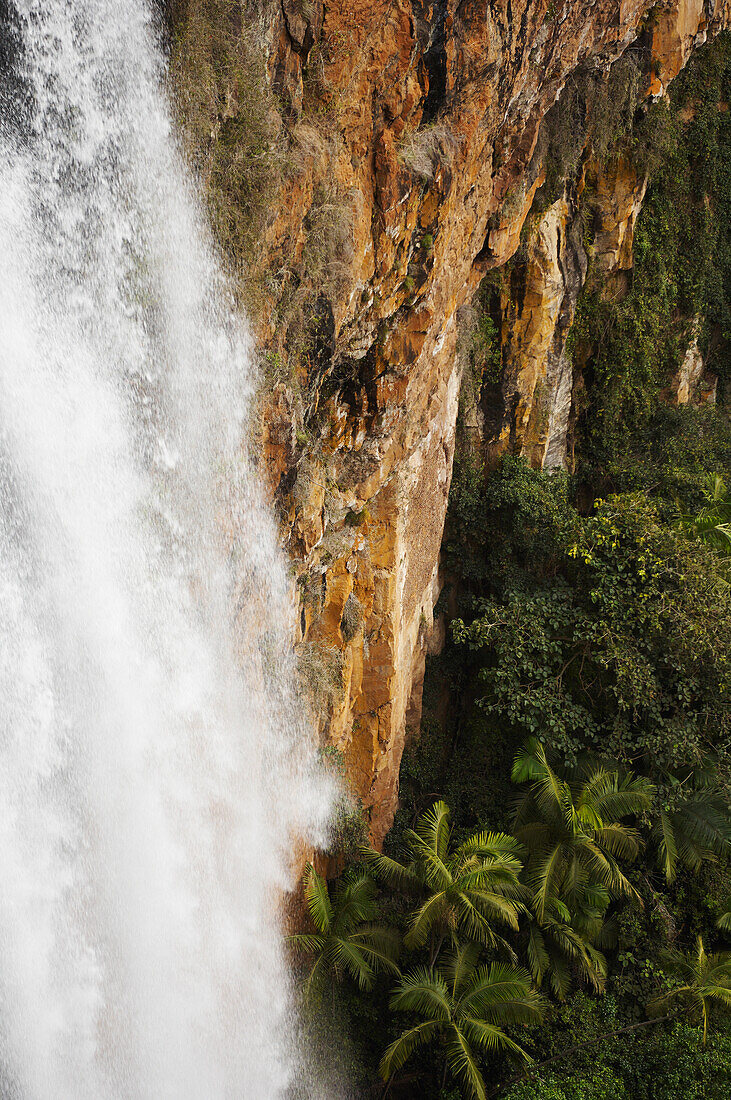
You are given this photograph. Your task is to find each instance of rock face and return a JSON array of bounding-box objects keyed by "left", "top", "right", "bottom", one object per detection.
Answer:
[
  {"left": 170, "top": 0, "right": 730, "bottom": 844},
  {"left": 491, "top": 193, "right": 587, "bottom": 470},
  {"left": 671, "top": 330, "right": 719, "bottom": 404},
  {"left": 485, "top": 147, "right": 650, "bottom": 471}
]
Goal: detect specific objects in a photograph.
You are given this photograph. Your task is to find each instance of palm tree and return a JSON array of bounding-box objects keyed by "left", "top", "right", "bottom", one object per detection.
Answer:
[
  {"left": 288, "top": 863, "right": 400, "bottom": 995},
  {"left": 649, "top": 935, "right": 731, "bottom": 1045},
  {"left": 650, "top": 764, "right": 731, "bottom": 883},
  {"left": 512, "top": 738, "right": 654, "bottom": 921},
  {"left": 679, "top": 474, "right": 731, "bottom": 555},
  {"left": 380, "top": 941, "right": 545, "bottom": 1100},
  {"left": 362, "top": 800, "right": 526, "bottom": 961},
  {"left": 524, "top": 886, "right": 610, "bottom": 1000}
]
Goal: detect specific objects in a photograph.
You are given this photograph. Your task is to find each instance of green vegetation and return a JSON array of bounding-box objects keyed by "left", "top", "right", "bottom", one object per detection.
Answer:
[
  {"left": 648, "top": 936, "right": 731, "bottom": 1046},
  {"left": 499, "top": 997, "right": 731, "bottom": 1100},
  {"left": 679, "top": 474, "right": 731, "bottom": 556},
  {"left": 291, "top": 804, "right": 549, "bottom": 1096},
  {"left": 166, "top": 0, "right": 353, "bottom": 394},
  {"left": 289, "top": 863, "right": 400, "bottom": 995},
  {"left": 362, "top": 801, "right": 525, "bottom": 957},
  {"left": 535, "top": 52, "right": 642, "bottom": 206},
  {"left": 447, "top": 464, "right": 731, "bottom": 779},
  {"left": 573, "top": 32, "right": 731, "bottom": 476},
  {"left": 291, "top": 744, "right": 730, "bottom": 1094},
  {"left": 382, "top": 946, "right": 544, "bottom": 1099},
  {"left": 511, "top": 740, "right": 652, "bottom": 998}
]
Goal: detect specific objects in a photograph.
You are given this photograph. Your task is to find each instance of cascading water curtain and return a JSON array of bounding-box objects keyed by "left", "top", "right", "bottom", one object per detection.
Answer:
[{"left": 0, "top": 2, "right": 333, "bottom": 1096}]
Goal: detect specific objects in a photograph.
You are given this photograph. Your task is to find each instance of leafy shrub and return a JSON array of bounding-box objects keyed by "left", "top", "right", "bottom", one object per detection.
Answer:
[
  {"left": 452, "top": 470, "right": 731, "bottom": 777},
  {"left": 502, "top": 995, "right": 731, "bottom": 1100}
]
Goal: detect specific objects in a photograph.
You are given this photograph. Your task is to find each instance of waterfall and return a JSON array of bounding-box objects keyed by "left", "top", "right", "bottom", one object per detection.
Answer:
[{"left": 0, "top": 1, "right": 332, "bottom": 1096}]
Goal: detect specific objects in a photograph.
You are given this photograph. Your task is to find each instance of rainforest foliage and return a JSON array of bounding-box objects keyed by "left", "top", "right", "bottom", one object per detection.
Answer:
[{"left": 290, "top": 31, "right": 731, "bottom": 1100}]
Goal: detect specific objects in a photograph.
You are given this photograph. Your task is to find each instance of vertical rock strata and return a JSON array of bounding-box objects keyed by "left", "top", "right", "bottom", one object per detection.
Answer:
[{"left": 170, "top": 0, "right": 730, "bottom": 843}]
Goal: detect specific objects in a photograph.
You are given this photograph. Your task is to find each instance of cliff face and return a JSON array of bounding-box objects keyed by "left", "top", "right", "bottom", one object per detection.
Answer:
[{"left": 170, "top": 0, "right": 729, "bottom": 844}]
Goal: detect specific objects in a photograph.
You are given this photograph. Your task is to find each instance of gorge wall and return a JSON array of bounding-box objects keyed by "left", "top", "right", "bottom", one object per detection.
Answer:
[{"left": 167, "top": 0, "right": 729, "bottom": 844}]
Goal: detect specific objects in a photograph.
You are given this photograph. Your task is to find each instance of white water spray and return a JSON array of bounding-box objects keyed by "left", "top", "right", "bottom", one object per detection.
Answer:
[{"left": 0, "top": 1, "right": 332, "bottom": 1096}]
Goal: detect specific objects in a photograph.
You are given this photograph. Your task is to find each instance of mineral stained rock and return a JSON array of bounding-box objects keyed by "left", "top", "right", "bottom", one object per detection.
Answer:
[{"left": 174, "top": 0, "right": 730, "bottom": 843}]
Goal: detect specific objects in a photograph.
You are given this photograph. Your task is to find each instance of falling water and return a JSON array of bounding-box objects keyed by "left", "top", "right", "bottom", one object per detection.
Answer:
[{"left": 0, "top": 1, "right": 332, "bottom": 1096}]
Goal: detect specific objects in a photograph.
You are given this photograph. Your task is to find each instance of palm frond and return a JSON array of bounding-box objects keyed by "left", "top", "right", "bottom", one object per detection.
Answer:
[
  {"left": 526, "top": 922, "right": 549, "bottom": 984},
  {"left": 532, "top": 844, "right": 568, "bottom": 921},
  {"left": 584, "top": 770, "right": 654, "bottom": 821},
  {"left": 441, "top": 941, "right": 482, "bottom": 998},
  {"left": 349, "top": 923, "right": 401, "bottom": 954},
  {"left": 329, "top": 937, "right": 376, "bottom": 990},
  {"left": 574, "top": 881, "right": 611, "bottom": 914},
  {"left": 460, "top": 962, "right": 544, "bottom": 1025},
  {"left": 451, "top": 893, "right": 502, "bottom": 947},
  {"left": 445, "top": 1028, "right": 488, "bottom": 1100},
  {"left": 579, "top": 943, "right": 608, "bottom": 992},
  {"left": 404, "top": 889, "right": 448, "bottom": 950},
  {"left": 512, "top": 737, "right": 547, "bottom": 785},
  {"left": 456, "top": 830, "right": 525, "bottom": 863},
  {"left": 595, "top": 915, "right": 619, "bottom": 951},
  {"left": 303, "top": 863, "right": 333, "bottom": 934},
  {"left": 699, "top": 984, "right": 731, "bottom": 1010},
  {"left": 332, "top": 874, "right": 377, "bottom": 934},
  {"left": 513, "top": 821, "right": 553, "bottom": 856},
  {"left": 543, "top": 920, "right": 590, "bottom": 961},
  {"left": 458, "top": 865, "right": 526, "bottom": 896},
  {"left": 675, "top": 800, "right": 731, "bottom": 854},
  {"left": 543, "top": 896, "right": 572, "bottom": 923},
  {"left": 717, "top": 911, "right": 731, "bottom": 934},
  {"left": 462, "top": 887, "right": 523, "bottom": 929},
  {"left": 649, "top": 936, "right": 731, "bottom": 1042},
  {"left": 379, "top": 1020, "right": 441, "bottom": 1081},
  {"left": 580, "top": 840, "right": 639, "bottom": 901},
  {"left": 359, "top": 848, "right": 422, "bottom": 893},
  {"left": 461, "top": 1017, "right": 532, "bottom": 1062},
  {"left": 414, "top": 801, "right": 452, "bottom": 862},
  {"left": 390, "top": 966, "right": 452, "bottom": 1021},
  {"left": 348, "top": 924, "right": 401, "bottom": 976},
  {"left": 593, "top": 823, "right": 641, "bottom": 862},
  {"left": 547, "top": 949, "right": 572, "bottom": 1001},
  {"left": 286, "top": 933, "right": 325, "bottom": 957},
  {"left": 302, "top": 952, "right": 327, "bottom": 1000},
  {"left": 419, "top": 847, "right": 453, "bottom": 892},
  {"left": 654, "top": 810, "right": 679, "bottom": 883},
  {"left": 675, "top": 832, "right": 714, "bottom": 874},
  {"left": 535, "top": 764, "right": 571, "bottom": 823}
]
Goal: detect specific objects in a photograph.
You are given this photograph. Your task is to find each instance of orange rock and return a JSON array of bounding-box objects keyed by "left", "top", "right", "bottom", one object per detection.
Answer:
[{"left": 180, "top": 0, "right": 731, "bottom": 845}]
